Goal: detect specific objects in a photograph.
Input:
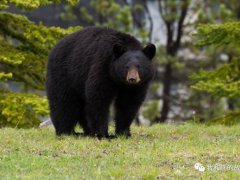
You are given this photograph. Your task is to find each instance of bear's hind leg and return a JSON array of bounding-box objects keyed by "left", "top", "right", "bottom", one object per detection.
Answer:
[{"left": 49, "top": 100, "right": 81, "bottom": 136}]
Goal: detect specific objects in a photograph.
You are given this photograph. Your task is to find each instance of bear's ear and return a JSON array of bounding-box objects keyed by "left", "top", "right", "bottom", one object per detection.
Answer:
[
  {"left": 113, "top": 44, "right": 126, "bottom": 58},
  {"left": 143, "top": 44, "right": 156, "bottom": 60}
]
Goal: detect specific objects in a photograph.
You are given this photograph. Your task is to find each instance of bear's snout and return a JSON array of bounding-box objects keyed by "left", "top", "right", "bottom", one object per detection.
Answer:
[{"left": 126, "top": 68, "right": 141, "bottom": 84}]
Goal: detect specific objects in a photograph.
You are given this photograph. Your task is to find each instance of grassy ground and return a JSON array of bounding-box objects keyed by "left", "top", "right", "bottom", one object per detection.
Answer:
[{"left": 0, "top": 123, "right": 239, "bottom": 179}]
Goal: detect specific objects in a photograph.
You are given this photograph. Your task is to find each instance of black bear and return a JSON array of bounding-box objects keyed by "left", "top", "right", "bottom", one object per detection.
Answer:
[{"left": 46, "top": 27, "right": 156, "bottom": 138}]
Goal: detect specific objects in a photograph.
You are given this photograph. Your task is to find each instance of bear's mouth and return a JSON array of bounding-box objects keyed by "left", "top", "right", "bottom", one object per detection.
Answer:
[{"left": 126, "top": 68, "right": 141, "bottom": 85}]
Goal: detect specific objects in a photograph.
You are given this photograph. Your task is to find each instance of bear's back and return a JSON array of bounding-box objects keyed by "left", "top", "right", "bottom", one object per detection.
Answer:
[
  {"left": 47, "top": 27, "right": 142, "bottom": 97},
  {"left": 70, "top": 27, "right": 142, "bottom": 59},
  {"left": 49, "top": 27, "right": 142, "bottom": 65}
]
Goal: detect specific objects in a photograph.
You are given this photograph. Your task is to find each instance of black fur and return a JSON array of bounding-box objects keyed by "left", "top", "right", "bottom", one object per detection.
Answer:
[{"left": 46, "top": 27, "right": 156, "bottom": 138}]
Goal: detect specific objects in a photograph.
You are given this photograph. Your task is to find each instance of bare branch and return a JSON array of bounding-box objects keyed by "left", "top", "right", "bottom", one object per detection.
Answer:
[
  {"left": 158, "top": 0, "right": 167, "bottom": 23},
  {"left": 141, "top": 0, "right": 153, "bottom": 42},
  {"left": 121, "top": 0, "right": 143, "bottom": 29},
  {"left": 174, "top": 0, "right": 189, "bottom": 49}
]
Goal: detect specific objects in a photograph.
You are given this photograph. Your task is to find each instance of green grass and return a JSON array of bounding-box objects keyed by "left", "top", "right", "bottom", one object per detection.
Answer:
[{"left": 0, "top": 124, "right": 240, "bottom": 179}]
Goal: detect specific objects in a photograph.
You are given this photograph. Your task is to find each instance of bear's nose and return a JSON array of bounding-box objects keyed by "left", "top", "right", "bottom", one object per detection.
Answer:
[
  {"left": 126, "top": 68, "right": 141, "bottom": 84},
  {"left": 128, "top": 77, "right": 137, "bottom": 84}
]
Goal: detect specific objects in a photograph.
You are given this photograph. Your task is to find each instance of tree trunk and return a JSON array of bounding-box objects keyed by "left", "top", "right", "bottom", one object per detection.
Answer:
[
  {"left": 159, "top": 62, "right": 172, "bottom": 122},
  {"left": 155, "top": 0, "right": 189, "bottom": 123}
]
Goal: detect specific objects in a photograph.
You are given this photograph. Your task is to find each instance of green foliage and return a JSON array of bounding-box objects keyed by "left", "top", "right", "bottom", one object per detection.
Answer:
[
  {"left": 149, "top": 82, "right": 161, "bottom": 93},
  {"left": 0, "top": 0, "right": 79, "bottom": 10},
  {"left": 191, "top": 58, "right": 240, "bottom": 98},
  {"left": 87, "top": 0, "right": 134, "bottom": 33},
  {"left": 197, "top": 22, "right": 240, "bottom": 46},
  {"left": 192, "top": 22, "right": 240, "bottom": 97},
  {"left": 0, "top": 72, "right": 12, "bottom": 81},
  {"left": 60, "top": 0, "right": 149, "bottom": 41},
  {"left": 207, "top": 110, "right": 240, "bottom": 125},
  {"left": 0, "top": 0, "right": 80, "bottom": 127},
  {"left": 142, "top": 100, "right": 159, "bottom": 122},
  {"left": 198, "top": 3, "right": 234, "bottom": 23},
  {"left": 0, "top": 92, "right": 49, "bottom": 128},
  {"left": 192, "top": 21, "right": 240, "bottom": 124}
]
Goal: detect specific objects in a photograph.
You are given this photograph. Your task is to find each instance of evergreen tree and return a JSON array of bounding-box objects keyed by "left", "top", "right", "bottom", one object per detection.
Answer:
[
  {"left": 0, "top": 0, "right": 80, "bottom": 127},
  {"left": 60, "top": 0, "right": 149, "bottom": 41},
  {"left": 192, "top": 21, "right": 240, "bottom": 125}
]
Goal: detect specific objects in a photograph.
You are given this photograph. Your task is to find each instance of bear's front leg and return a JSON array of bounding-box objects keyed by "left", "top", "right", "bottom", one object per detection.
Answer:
[
  {"left": 115, "top": 86, "right": 148, "bottom": 137},
  {"left": 85, "top": 75, "right": 116, "bottom": 138}
]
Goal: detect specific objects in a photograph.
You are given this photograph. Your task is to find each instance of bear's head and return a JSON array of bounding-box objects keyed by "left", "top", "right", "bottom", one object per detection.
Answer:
[{"left": 110, "top": 44, "right": 156, "bottom": 86}]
